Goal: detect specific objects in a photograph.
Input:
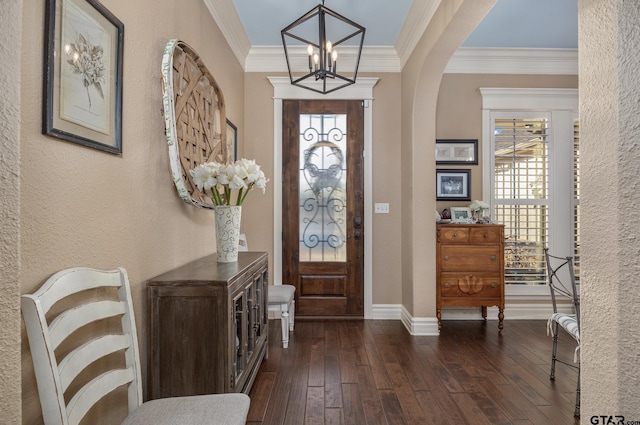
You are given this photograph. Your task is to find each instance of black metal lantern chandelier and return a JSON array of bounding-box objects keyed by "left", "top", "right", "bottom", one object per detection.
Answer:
[{"left": 281, "top": 1, "right": 365, "bottom": 94}]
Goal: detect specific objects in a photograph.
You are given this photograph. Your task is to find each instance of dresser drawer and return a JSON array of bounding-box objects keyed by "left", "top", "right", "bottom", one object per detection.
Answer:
[
  {"left": 469, "top": 227, "right": 502, "bottom": 244},
  {"left": 438, "top": 226, "right": 470, "bottom": 243},
  {"left": 439, "top": 273, "right": 502, "bottom": 298},
  {"left": 439, "top": 245, "right": 501, "bottom": 271}
]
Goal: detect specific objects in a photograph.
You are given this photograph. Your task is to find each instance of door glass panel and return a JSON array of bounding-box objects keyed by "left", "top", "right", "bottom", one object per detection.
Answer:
[{"left": 299, "top": 113, "right": 347, "bottom": 262}]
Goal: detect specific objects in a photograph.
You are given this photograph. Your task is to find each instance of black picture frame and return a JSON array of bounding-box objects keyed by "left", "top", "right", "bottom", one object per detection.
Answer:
[
  {"left": 436, "top": 169, "right": 471, "bottom": 201},
  {"left": 226, "top": 118, "right": 237, "bottom": 161},
  {"left": 43, "top": 0, "right": 124, "bottom": 154},
  {"left": 435, "top": 139, "right": 478, "bottom": 165}
]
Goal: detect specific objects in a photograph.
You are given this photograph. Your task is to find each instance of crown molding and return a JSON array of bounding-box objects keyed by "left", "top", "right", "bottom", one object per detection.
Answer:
[
  {"left": 446, "top": 47, "right": 578, "bottom": 75},
  {"left": 245, "top": 46, "right": 400, "bottom": 73},
  {"left": 204, "top": 1, "right": 578, "bottom": 76},
  {"left": 202, "top": 0, "right": 251, "bottom": 67}
]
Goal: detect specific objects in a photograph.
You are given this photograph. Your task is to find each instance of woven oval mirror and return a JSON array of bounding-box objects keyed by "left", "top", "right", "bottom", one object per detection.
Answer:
[{"left": 161, "top": 39, "right": 230, "bottom": 209}]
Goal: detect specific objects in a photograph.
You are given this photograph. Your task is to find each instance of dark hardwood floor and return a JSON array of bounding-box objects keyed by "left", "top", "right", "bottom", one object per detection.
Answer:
[{"left": 247, "top": 319, "right": 580, "bottom": 425}]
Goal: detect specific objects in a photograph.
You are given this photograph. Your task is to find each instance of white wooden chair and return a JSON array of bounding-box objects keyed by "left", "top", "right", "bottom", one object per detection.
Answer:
[
  {"left": 238, "top": 234, "right": 295, "bottom": 348},
  {"left": 21, "top": 267, "right": 250, "bottom": 425}
]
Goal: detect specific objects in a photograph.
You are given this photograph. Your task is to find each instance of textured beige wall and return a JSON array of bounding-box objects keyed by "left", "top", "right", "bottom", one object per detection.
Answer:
[
  {"left": 436, "top": 73, "right": 578, "bottom": 213},
  {"left": 242, "top": 72, "right": 403, "bottom": 305},
  {"left": 1, "top": 0, "right": 22, "bottom": 423},
  {"left": 19, "top": 0, "right": 244, "bottom": 422},
  {"left": 580, "top": 0, "right": 640, "bottom": 417}
]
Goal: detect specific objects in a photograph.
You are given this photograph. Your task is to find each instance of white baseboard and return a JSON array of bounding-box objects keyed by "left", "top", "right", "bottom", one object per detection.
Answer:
[{"left": 371, "top": 301, "right": 573, "bottom": 336}]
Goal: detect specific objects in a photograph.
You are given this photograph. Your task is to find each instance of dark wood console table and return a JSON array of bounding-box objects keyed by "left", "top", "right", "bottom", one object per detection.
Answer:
[{"left": 146, "top": 251, "right": 268, "bottom": 399}]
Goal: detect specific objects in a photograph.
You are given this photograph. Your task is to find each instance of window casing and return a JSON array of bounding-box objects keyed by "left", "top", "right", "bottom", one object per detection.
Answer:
[{"left": 481, "top": 88, "right": 578, "bottom": 297}]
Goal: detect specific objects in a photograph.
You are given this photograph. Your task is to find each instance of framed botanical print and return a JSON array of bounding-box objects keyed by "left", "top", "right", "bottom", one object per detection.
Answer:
[{"left": 43, "top": 0, "right": 124, "bottom": 154}]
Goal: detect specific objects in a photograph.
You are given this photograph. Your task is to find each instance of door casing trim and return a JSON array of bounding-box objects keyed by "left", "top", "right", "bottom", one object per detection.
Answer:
[{"left": 269, "top": 76, "right": 379, "bottom": 319}]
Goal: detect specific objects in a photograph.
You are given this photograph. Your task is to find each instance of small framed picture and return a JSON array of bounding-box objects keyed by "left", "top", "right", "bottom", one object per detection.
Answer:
[
  {"left": 436, "top": 169, "right": 471, "bottom": 201},
  {"left": 450, "top": 207, "right": 473, "bottom": 223},
  {"left": 226, "top": 118, "right": 237, "bottom": 161},
  {"left": 435, "top": 139, "right": 478, "bottom": 165}
]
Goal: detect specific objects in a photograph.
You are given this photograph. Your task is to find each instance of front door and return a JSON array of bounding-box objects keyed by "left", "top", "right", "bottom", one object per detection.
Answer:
[{"left": 282, "top": 99, "right": 364, "bottom": 317}]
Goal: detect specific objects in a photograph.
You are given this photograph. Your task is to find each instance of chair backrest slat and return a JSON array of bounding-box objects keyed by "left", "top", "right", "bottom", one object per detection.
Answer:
[
  {"left": 33, "top": 268, "right": 124, "bottom": 314},
  {"left": 66, "top": 368, "right": 135, "bottom": 425},
  {"left": 22, "top": 267, "right": 143, "bottom": 425},
  {"left": 58, "top": 334, "right": 130, "bottom": 392},
  {"left": 49, "top": 301, "right": 126, "bottom": 349}
]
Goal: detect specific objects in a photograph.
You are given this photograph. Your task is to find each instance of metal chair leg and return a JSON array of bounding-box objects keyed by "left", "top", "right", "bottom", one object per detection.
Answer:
[
  {"left": 574, "top": 364, "right": 581, "bottom": 417},
  {"left": 550, "top": 322, "right": 559, "bottom": 380}
]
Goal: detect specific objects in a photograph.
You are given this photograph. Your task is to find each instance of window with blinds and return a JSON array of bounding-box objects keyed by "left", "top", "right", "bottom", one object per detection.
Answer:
[
  {"left": 573, "top": 118, "right": 580, "bottom": 282},
  {"left": 493, "top": 117, "right": 549, "bottom": 285},
  {"left": 481, "top": 88, "right": 579, "bottom": 292}
]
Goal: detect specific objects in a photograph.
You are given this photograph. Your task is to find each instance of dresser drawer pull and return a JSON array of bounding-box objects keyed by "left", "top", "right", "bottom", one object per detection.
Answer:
[
  {"left": 491, "top": 282, "right": 498, "bottom": 288},
  {"left": 452, "top": 233, "right": 458, "bottom": 239},
  {"left": 490, "top": 255, "right": 497, "bottom": 261},
  {"left": 484, "top": 232, "right": 489, "bottom": 238},
  {"left": 444, "top": 255, "right": 450, "bottom": 261},
  {"left": 444, "top": 282, "right": 451, "bottom": 288}
]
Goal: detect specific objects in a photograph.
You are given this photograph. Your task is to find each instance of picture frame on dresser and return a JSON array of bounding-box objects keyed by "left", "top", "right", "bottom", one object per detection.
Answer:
[
  {"left": 450, "top": 207, "right": 472, "bottom": 223},
  {"left": 43, "top": 0, "right": 124, "bottom": 154},
  {"left": 436, "top": 169, "right": 471, "bottom": 201}
]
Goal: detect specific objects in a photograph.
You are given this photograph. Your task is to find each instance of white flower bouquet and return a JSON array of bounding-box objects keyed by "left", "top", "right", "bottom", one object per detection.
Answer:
[
  {"left": 190, "top": 158, "right": 268, "bottom": 206},
  {"left": 469, "top": 200, "right": 490, "bottom": 213},
  {"left": 469, "top": 200, "right": 491, "bottom": 223}
]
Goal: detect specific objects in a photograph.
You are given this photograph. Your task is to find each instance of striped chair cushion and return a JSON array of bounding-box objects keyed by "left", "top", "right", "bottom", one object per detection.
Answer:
[{"left": 547, "top": 313, "right": 580, "bottom": 362}]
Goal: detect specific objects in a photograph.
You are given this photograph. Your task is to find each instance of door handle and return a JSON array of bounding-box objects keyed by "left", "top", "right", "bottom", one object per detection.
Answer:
[
  {"left": 354, "top": 230, "right": 361, "bottom": 240},
  {"left": 354, "top": 216, "right": 362, "bottom": 229}
]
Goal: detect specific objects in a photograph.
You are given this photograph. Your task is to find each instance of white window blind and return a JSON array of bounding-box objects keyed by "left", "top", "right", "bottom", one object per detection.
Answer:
[
  {"left": 493, "top": 117, "right": 549, "bottom": 285},
  {"left": 481, "top": 88, "right": 579, "bottom": 296}
]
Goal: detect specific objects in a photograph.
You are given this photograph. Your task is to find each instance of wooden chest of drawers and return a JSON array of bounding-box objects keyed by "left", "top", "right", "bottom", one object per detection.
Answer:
[{"left": 436, "top": 224, "right": 505, "bottom": 331}]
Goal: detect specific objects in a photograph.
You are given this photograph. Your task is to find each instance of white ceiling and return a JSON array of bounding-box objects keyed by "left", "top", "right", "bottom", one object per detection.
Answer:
[{"left": 205, "top": 0, "right": 578, "bottom": 74}]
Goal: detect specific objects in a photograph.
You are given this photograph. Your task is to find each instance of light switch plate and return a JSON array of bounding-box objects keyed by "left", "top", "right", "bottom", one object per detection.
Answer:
[{"left": 374, "top": 203, "right": 390, "bottom": 214}]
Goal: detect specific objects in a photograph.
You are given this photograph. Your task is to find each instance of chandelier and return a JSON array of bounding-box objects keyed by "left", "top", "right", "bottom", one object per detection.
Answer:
[{"left": 281, "top": 1, "right": 365, "bottom": 94}]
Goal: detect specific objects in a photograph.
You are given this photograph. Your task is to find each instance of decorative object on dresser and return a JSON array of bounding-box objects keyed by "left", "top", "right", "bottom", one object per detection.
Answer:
[
  {"left": 436, "top": 223, "right": 505, "bottom": 331},
  {"left": 147, "top": 252, "right": 268, "bottom": 399},
  {"left": 450, "top": 207, "right": 473, "bottom": 223},
  {"left": 22, "top": 267, "right": 250, "bottom": 425},
  {"left": 469, "top": 199, "right": 491, "bottom": 223}
]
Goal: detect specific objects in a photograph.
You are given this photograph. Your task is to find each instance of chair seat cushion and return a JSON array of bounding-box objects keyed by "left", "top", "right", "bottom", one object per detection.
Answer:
[
  {"left": 548, "top": 313, "right": 580, "bottom": 342},
  {"left": 122, "top": 394, "right": 250, "bottom": 425},
  {"left": 268, "top": 284, "right": 295, "bottom": 304}
]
